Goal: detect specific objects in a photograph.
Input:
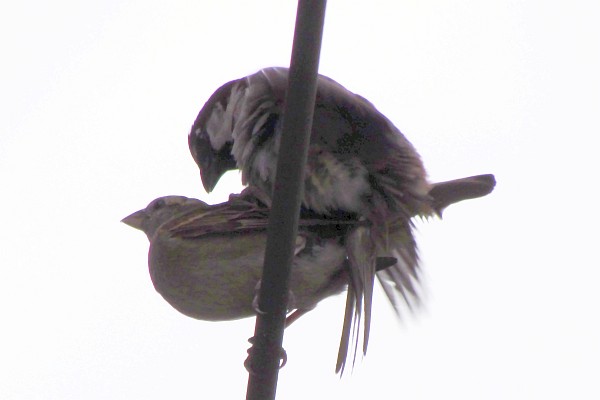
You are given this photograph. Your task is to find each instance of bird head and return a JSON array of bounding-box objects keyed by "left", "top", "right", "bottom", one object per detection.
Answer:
[
  {"left": 188, "top": 131, "right": 236, "bottom": 193},
  {"left": 121, "top": 196, "right": 206, "bottom": 239},
  {"left": 189, "top": 79, "right": 246, "bottom": 193}
]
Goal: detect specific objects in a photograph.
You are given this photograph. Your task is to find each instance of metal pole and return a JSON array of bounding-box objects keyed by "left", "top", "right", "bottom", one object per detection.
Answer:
[{"left": 245, "top": 1, "right": 327, "bottom": 399}]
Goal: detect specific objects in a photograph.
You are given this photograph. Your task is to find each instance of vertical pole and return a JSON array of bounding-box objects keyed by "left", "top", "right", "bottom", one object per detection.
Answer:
[{"left": 245, "top": 1, "right": 327, "bottom": 399}]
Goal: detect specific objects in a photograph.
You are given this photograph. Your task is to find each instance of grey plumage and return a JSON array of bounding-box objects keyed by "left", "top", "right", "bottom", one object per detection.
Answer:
[{"left": 122, "top": 189, "right": 357, "bottom": 321}]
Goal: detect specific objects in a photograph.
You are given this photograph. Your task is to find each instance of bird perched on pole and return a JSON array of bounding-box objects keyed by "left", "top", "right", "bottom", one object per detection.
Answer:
[
  {"left": 122, "top": 183, "right": 492, "bottom": 372},
  {"left": 121, "top": 188, "right": 356, "bottom": 322},
  {"left": 122, "top": 188, "right": 397, "bottom": 367},
  {"left": 188, "top": 67, "right": 496, "bottom": 372}
]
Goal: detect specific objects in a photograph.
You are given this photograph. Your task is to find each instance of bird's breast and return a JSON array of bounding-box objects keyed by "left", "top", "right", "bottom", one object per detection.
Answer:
[
  {"left": 149, "top": 232, "right": 267, "bottom": 321},
  {"left": 147, "top": 230, "right": 349, "bottom": 322}
]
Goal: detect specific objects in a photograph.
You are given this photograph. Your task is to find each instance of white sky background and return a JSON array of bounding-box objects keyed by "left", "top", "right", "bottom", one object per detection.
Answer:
[{"left": 1, "top": 1, "right": 599, "bottom": 398}]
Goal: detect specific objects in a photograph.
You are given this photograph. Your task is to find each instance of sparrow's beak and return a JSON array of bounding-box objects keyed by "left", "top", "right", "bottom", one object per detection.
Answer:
[
  {"left": 190, "top": 133, "right": 237, "bottom": 193},
  {"left": 199, "top": 153, "right": 227, "bottom": 193},
  {"left": 121, "top": 209, "right": 147, "bottom": 230}
]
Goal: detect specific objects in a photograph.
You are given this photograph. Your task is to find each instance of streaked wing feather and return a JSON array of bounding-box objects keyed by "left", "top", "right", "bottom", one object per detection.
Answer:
[
  {"left": 336, "top": 282, "right": 358, "bottom": 374},
  {"left": 375, "top": 219, "right": 421, "bottom": 314},
  {"left": 344, "top": 226, "right": 376, "bottom": 362},
  {"left": 165, "top": 189, "right": 363, "bottom": 239}
]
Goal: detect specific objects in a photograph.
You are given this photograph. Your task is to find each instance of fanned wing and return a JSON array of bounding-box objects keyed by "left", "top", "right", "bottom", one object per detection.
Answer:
[
  {"left": 373, "top": 174, "right": 496, "bottom": 319},
  {"left": 376, "top": 217, "right": 421, "bottom": 315},
  {"left": 335, "top": 217, "right": 420, "bottom": 374},
  {"left": 336, "top": 270, "right": 361, "bottom": 375},
  {"left": 336, "top": 225, "right": 376, "bottom": 374}
]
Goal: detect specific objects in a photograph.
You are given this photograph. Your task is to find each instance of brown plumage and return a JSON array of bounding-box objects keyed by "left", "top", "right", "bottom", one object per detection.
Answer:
[
  {"left": 188, "top": 67, "right": 496, "bottom": 372},
  {"left": 122, "top": 188, "right": 401, "bottom": 370}
]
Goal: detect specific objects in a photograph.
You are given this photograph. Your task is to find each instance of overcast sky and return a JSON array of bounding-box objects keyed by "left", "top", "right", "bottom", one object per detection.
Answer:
[{"left": 2, "top": 1, "right": 599, "bottom": 399}]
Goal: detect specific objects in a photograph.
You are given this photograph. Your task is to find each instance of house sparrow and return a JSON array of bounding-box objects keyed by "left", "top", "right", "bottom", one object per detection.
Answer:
[
  {"left": 122, "top": 188, "right": 400, "bottom": 369},
  {"left": 188, "top": 67, "right": 496, "bottom": 370},
  {"left": 189, "top": 67, "right": 494, "bottom": 217},
  {"left": 123, "top": 189, "right": 344, "bottom": 320}
]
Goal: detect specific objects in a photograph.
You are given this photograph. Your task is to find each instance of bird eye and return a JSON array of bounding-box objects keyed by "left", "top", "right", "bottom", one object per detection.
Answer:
[{"left": 149, "top": 198, "right": 167, "bottom": 211}]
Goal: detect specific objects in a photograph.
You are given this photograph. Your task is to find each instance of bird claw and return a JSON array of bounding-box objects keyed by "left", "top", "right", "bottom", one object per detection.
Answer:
[
  {"left": 252, "top": 281, "right": 268, "bottom": 315},
  {"left": 252, "top": 280, "right": 297, "bottom": 315},
  {"left": 279, "top": 348, "right": 288, "bottom": 368},
  {"left": 244, "top": 336, "right": 288, "bottom": 375},
  {"left": 237, "top": 186, "right": 273, "bottom": 207}
]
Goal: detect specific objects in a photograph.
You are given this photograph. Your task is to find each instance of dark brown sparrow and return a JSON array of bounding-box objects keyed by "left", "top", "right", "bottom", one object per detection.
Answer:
[{"left": 188, "top": 67, "right": 495, "bottom": 371}]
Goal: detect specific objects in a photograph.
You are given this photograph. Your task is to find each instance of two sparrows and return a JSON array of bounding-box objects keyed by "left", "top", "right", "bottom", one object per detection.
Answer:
[{"left": 124, "top": 67, "right": 495, "bottom": 372}]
